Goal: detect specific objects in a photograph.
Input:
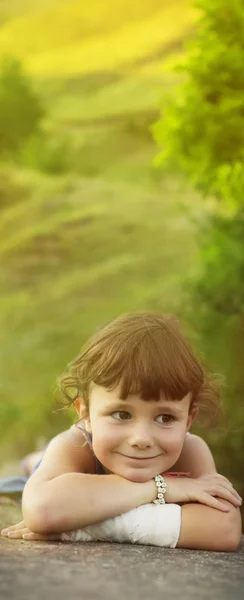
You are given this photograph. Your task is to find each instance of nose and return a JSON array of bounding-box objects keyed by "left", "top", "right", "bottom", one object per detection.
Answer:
[{"left": 129, "top": 422, "right": 153, "bottom": 449}]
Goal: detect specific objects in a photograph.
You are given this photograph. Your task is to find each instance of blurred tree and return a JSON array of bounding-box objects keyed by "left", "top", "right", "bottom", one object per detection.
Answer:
[
  {"left": 153, "top": 0, "right": 244, "bottom": 209},
  {"left": 153, "top": 0, "right": 244, "bottom": 497},
  {"left": 0, "top": 55, "right": 44, "bottom": 154}
]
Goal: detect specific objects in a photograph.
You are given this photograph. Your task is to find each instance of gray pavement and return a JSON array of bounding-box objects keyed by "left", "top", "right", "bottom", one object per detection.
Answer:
[{"left": 0, "top": 504, "right": 243, "bottom": 600}]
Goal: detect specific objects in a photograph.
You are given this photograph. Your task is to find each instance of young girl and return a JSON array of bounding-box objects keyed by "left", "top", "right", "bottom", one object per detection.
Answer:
[{"left": 1, "top": 312, "right": 242, "bottom": 550}]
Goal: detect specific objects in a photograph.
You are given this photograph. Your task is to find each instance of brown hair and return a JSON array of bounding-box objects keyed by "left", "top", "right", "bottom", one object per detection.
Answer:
[{"left": 57, "top": 312, "right": 222, "bottom": 425}]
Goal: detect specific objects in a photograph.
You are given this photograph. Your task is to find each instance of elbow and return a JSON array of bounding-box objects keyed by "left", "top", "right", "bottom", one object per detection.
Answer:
[
  {"left": 220, "top": 508, "right": 242, "bottom": 552},
  {"left": 221, "top": 532, "right": 242, "bottom": 553},
  {"left": 22, "top": 498, "right": 52, "bottom": 535},
  {"left": 224, "top": 531, "right": 242, "bottom": 553},
  {"left": 22, "top": 478, "right": 58, "bottom": 534}
]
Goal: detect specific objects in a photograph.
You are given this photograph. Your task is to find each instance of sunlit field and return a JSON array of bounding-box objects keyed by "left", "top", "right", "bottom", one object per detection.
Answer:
[{"left": 0, "top": 0, "right": 202, "bottom": 459}]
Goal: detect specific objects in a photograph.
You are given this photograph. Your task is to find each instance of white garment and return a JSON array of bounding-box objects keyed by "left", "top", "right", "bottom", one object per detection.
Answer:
[{"left": 61, "top": 502, "right": 181, "bottom": 548}]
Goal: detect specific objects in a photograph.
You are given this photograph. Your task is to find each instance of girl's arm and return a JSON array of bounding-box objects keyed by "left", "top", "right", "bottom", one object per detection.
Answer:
[
  {"left": 22, "top": 429, "right": 241, "bottom": 534},
  {"left": 22, "top": 431, "right": 156, "bottom": 534},
  {"left": 178, "top": 499, "right": 242, "bottom": 551},
  {"left": 172, "top": 434, "right": 242, "bottom": 549},
  {"left": 23, "top": 472, "right": 156, "bottom": 534},
  {"left": 12, "top": 495, "right": 242, "bottom": 552}
]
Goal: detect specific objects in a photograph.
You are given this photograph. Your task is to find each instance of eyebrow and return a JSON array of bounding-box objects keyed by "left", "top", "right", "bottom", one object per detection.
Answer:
[{"left": 106, "top": 401, "right": 186, "bottom": 414}]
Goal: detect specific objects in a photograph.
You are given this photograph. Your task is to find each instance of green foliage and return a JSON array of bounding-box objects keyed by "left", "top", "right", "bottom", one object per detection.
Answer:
[
  {"left": 19, "top": 132, "right": 70, "bottom": 175},
  {"left": 153, "top": 0, "right": 244, "bottom": 501},
  {"left": 0, "top": 55, "right": 44, "bottom": 154},
  {"left": 0, "top": 55, "right": 68, "bottom": 175},
  {"left": 153, "top": 0, "right": 244, "bottom": 205},
  {"left": 192, "top": 209, "right": 244, "bottom": 317},
  {"left": 210, "top": 162, "right": 244, "bottom": 211}
]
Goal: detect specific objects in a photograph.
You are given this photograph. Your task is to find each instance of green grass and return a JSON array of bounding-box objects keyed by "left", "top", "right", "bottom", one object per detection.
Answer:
[
  {"left": 0, "top": 156, "right": 201, "bottom": 458},
  {"left": 43, "top": 69, "right": 179, "bottom": 126},
  {"left": 0, "top": 0, "right": 202, "bottom": 460},
  {"left": 0, "top": 0, "right": 197, "bottom": 76}
]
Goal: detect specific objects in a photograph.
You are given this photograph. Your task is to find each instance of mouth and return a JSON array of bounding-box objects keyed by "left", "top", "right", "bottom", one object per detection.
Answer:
[{"left": 120, "top": 454, "right": 161, "bottom": 461}]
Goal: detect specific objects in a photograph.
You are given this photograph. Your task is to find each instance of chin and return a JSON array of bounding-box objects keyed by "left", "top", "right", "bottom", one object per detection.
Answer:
[{"left": 121, "top": 469, "right": 155, "bottom": 483}]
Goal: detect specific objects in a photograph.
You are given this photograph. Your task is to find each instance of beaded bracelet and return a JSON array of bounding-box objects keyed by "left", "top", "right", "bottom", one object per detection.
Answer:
[{"left": 153, "top": 474, "right": 167, "bottom": 505}]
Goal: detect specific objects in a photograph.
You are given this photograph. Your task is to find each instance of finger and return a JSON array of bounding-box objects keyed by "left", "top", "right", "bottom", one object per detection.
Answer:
[
  {"left": 220, "top": 484, "right": 242, "bottom": 502},
  {"left": 215, "top": 475, "right": 234, "bottom": 486},
  {"left": 204, "top": 476, "right": 238, "bottom": 496},
  {"left": 203, "top": 474, "right": 233, "bottom": 486},
  {"left": 1, "top": 521, "right": 25, "bottom": 535},
  {"left": 7, "top": 528, "right": 31, "bottom": 539},
  {"left": 215, "top": 475, "right": 233, "bottom": 485},
  {"left": 1, "top": 527, "right": 24, "bottom": 537},
  {"left": 214, "top": 486, "right": 242, "bottom": 507},
  {"left": 1, "top": 529, "right": 12, "bottom": 537},
  {"left": 195, "top": 492, "right": 230, "bottom": 512},
  {"left": 22, "top": 532, "right": 61, "bottom": 541},
  {"left": 210, "top": 481, "right": 242, "bottom": 501},
  {"left": 213, "top": 481, "right": 241, "bottom": 496}
]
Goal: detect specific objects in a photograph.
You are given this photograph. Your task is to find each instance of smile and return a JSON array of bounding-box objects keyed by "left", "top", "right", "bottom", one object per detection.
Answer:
[{"left": 120, "top": 454, "right": 161, "bottom": 461}]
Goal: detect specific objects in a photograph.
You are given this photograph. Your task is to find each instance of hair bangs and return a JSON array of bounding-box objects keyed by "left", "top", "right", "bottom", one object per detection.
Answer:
[
  {"left": 114, "top": 329, "right": 204, "bottom": 402},
  {"left": 57, "top": 312, "right": 221, "bottom": 426},
  {"left": 79, "top": 322, "right": 204, "bottom": 403}
]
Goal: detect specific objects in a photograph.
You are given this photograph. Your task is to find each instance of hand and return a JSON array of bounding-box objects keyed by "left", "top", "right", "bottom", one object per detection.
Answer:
[
  {"left": 1, "top": 520, "right": 60, "bottom": 541},
  {"left": 164, "top": 473, "right": 242, "bottom": 512}
]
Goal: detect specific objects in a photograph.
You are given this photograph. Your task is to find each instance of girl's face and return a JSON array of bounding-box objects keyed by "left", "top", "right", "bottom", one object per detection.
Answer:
[{"left": 76, "top": 383, "right": 196, "bottom": 483}]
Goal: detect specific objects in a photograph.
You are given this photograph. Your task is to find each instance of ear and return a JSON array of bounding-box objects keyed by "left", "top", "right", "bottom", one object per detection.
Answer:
[
  {"left": 186, "top": 404, "right": 199, "bottom": 432},
  {"left": 74, "top": 398, "right": 92, "bottom": 433}
]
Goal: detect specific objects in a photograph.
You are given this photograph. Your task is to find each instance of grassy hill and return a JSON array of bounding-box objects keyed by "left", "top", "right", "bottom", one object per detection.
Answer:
[
  {"left": 0, "top": 0, "right": 197, "bottom": 76},
  {"left": 0, "top": 0, "right": 198, "bottom": 124},
  {"left": 0, "top": 165, "right": 202, "bottom": 457},
  {"left": 0, "top": 0, "right": 62, "bottom": 23},
  {"left": 0, "top": 0, "right": 203, "bottom": 459}
]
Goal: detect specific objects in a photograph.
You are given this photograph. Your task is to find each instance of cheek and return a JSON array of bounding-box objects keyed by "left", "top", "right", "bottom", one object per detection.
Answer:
[
  {"left": 161, "top": 425, "right": 187, "bottom": 455},
  {"left": 91, "top": 424, "right": 122, "bottom": 460}
]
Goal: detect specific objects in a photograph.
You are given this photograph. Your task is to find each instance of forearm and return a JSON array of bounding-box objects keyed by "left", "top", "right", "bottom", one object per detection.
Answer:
[
  {"left": 22, "top": 472, "right": 156, "bottom": 534},
  {"left": 177, "top": 499, "right": 242, "bottom": 552}
]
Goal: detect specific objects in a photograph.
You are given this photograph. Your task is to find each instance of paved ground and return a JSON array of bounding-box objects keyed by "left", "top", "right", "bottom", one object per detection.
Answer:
[{"left": 0, "top": 504, "right": 244, "bottom": 600}]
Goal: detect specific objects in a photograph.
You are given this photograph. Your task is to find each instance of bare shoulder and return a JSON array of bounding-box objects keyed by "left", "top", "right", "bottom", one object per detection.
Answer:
[
  {"left": 183, "top": 432, "right": 208, "bottom": 449},
  {"left": 173, "top": 433, "right": 216, "bottom": 477},
  {"left": 27, "top": 426, "right": 96, "bottom": 484},
  {"left": 184, "top": 433, "right": 215, "bottom": 456}
]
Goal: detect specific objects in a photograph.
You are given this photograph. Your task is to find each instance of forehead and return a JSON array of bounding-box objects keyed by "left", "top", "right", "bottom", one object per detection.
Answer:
[{"left": 90, "top": 383, "right": 191, "bottom": 413}]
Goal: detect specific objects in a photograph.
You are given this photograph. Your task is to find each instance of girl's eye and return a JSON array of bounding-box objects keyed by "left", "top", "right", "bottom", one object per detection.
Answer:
[
  {"left": 111, "top": 411, "right": 131, "bottom": 420},
  {"left": 155, "top": 414, "right": 174, "bottom": 424}
]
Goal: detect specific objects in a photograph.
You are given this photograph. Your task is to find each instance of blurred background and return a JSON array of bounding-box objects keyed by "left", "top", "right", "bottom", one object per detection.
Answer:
[{"left": 0, "top": 0, "right": 243, "bottom": 511}]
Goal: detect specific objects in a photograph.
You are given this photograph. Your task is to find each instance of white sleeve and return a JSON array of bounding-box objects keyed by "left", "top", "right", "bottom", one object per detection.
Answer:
[{"left": 61, "top": 503, "right": 181, "bottom": 548}]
